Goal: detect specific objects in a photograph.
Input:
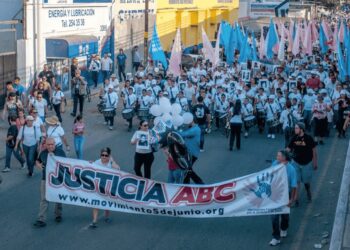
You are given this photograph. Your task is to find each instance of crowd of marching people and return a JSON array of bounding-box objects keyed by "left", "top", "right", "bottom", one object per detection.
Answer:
[{"left": 1, "top": 10, "right": 350, "bottom": 244}]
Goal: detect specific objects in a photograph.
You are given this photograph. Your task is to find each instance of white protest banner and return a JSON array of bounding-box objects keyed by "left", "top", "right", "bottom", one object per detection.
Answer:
[{"left": 46, "top": 155, "right": 290, "bottom": 218}]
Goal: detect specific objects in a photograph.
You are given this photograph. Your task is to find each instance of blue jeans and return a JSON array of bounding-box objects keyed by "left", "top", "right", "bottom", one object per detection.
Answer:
[
  {"left": 168, "top": 169, "right": 184, "bottom": 184},
  {"left": 102, "top": 70, "right": 110, "bottom": 82},
  {"left": 5, "top": 145, "right": 25, "bottom": 169},
  {"left": 23, "top": 144, "right": 37, "bottom": 174},
  {"left": 199, "top": 124, "right": 206, "bottom": 150},
  {"left": 74, "top": 136, "right": 85, "bottom": 159}
]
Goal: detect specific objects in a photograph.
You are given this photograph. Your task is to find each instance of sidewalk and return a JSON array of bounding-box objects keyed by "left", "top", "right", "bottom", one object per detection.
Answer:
[{"left": 330, "top": 140, "right": 350, "bottom": 250}]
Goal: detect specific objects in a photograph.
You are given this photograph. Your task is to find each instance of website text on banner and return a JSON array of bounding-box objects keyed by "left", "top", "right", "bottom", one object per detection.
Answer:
[{"left": 46, "top": 155, "right": 290, "bottom": 218}]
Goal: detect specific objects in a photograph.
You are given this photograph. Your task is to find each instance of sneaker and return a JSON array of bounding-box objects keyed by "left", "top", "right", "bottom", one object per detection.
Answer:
[
  {"left": 267, "top": 134, "right": 272, "bottom": 138},
  {"left": 2, "top": 167, "right": 10, "bottom": 173},
  {"left": 200, "top": 149, "right": 204, "bottom": 153},
  {"left": 27, "top": 172, "right": 33, "bottom": 177},
  {"left": 21, "top": 163, "right": 26, "bottom": 170},
  {"left": 89, "top": 222, "right": 97, "bottom": 229},
  {"left": 33, "top": 220, "right": 46, "bottom": 228},
  {"left": 103, "top": 121, "right": 108, "bottom": 125},
  {"left": 55, "top": 216, "right": 62, "bottom": 223},
  {"left": 269, "top": 238, "right": 281, "bottom": 246},
  {"left": 271, "top": 134, "right": 275, "bottom": 139},
  {"left": 109, "top": 126, "right": 114, "bottom": 130},
  {"left": 244, "top": 132, "right": 248, "bottom": 137},
  {"left": 70, "top": 113, "right": 76, "bottom": 117},
  {"left": 280, "top": 230, "right": 287, "bottom": 238},
  {"left": 104, "top": 217, "right": 111, "bottom": 223}
]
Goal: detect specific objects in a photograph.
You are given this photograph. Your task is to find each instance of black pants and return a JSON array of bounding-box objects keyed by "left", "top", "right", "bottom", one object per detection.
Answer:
[
  {"left": 118, "top": 65, "right": 126, "bottom": 82},
  {"left": 134, "top": 152, "right": 154, "bottom": 179},
  {"left": 127, "top": 118, "right": 133, "bottom": 129},
  {"left": 229, "top": 123, "right": 241, "bottom": 150},
  {"left": 183, "top": 156, "right": 204, "bottom": 184},
  {"left": 271, "top": 214, "right": 289, "bottom": 240},
  {"left": 72, "top": 94, "right": 84, "bottom": 115},
  {"left": 53, "top": 103, "right": 62, "bottom": 123},
  {"left": 91, "top": 71, "right": 99, "bottom": 87},
  {"left": 104, "top": 115, "right": 114, "bottom": 126},
  {"left": 133, "top": 62, "right": 141, "bottom": 72}
]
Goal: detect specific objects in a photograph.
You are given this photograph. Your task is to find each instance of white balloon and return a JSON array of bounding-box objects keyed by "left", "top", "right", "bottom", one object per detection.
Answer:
[
  {"left": 172, "top": 115, "right": 184, "bottom": 127},
  {"left": 159, "top": 97, "right": 172, "bottom": 114},
  {"left": 182, "top": 112, "right": 194, "bottom": 125},
  {"left": 171, "top": 103, "right": 182, "bottom": 115},
  {"left": 162, "top": 113, "right": 172, "bottom": 122},
  {"left": 150, "top": 105, "right": 162, "bottom": 117}
]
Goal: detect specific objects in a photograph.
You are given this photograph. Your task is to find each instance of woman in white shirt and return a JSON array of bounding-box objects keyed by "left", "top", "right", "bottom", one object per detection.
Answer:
[
  {"left": 15, "top": 115, "right": 41, "bottom": 176},
  {"left": 229, "top": 100, "right": 243, "bottom": 151},
  {"left": 51, "top": 84, "right": 65, "bottom": 123},
  {"left": 89, "top": 147, "right": 120, "bottom": 229},
  {"left": 34, "top": 92, "right": 48, "bottom": 122},
  {"left": 130, "top": 120, "right": 157, "bottom": 179},
  {"left": 45, "top": 116, "right": 70, "bottom": 152}
]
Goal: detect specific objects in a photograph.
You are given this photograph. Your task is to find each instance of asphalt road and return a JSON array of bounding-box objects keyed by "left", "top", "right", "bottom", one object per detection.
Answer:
[{"left": 0, "top": 97, "right": 348, "bottom": 250}]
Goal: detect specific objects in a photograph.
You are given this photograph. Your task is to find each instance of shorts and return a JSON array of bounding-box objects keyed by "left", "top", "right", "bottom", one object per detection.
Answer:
[{"left": 292, "top": 161, "right": 313, "bottom": 184}]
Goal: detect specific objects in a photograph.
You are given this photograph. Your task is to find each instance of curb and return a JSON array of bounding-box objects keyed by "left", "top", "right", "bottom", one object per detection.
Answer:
[{"left": 330, "top": 139, "right": 350, "bottom": 250}]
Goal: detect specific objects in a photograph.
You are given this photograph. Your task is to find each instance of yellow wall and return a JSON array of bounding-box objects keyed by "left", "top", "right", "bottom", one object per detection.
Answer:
[{"left": 156, "top": 0, "right": 239, "bottom": 52}]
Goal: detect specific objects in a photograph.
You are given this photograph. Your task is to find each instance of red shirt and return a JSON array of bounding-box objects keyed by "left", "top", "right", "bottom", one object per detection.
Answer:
[
  {"left": 306, "top": 78, "right": 321, "bottom": 90},
  {"left": 167, "top": 157, "right": 179, "bottom": 170}
]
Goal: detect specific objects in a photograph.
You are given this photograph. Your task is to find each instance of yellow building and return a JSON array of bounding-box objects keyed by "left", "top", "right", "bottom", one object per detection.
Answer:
[{"left": 156, "top": 0, "right": 239, "bottom": 53}]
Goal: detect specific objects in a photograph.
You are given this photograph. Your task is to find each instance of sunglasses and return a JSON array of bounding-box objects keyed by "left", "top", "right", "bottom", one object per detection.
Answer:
[{"left": 101, "top": 154, "right": 109, "bottom": 157}]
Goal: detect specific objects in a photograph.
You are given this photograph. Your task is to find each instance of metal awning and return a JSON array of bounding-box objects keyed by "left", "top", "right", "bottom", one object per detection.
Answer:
[{"left": 46, "top": 35, "right": 98, "bottom": 58}]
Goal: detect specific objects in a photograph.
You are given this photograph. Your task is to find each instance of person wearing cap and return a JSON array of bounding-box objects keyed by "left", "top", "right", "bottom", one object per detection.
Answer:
[
  {"left": 45, "top": 115, "right": 69, "bottom": 152},
  {"left": 179, "top": 114, "right": 204, "bottom": 184},
  {"left": 269, "top": 149, "right": 297, "bottom": 246},
  {"left": 287, "top": 122, "right": 317, "bottom": 204},
  {"left": 15, "top": 115, "right": 42, "bottom": 176},
  {"left": 264, "top": 95, "right": 280, "bottom": 139},
  {"left": 122, "top": 87, "right": 137, "bottom": 132},
  {"left": 34, "top": 137, "right": 66, "bottom": 228},
  {"left": 102, "top": 85, "right": 119, "bottom": 130},
  {"left": 101, "top": 53, "right": 113, "bottom": 82},
  {"left": 109, "top": 73, "right": 119, "bottom": 89},
  {"left": 312, "top": 95, "right": 330, "bottom": 145},
  {"left": 214, "top": 93, "right": 229, "bottom": 129},
  {"left": 3, "top": 116, "right": 25, "bottom": 173},
  {"left": 89, "top": 54, "right": 101, "bottom": 88}
]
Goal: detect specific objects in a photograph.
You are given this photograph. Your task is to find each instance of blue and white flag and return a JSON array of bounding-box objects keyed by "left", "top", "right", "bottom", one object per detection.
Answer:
[
  {"left": 319, "top": 24, "right": 329, "bottom": 55},
  {"left": 337, "top": 39, "right": 347, "bottom": 82},
  {"left": 149, "top": 25, "right": 168, "bottom": 70},
  {"left": 265, "top": 19, "right": 279, "bottom": 60},
  {"left": 251, "top": 32, "right": 258, "bottom": 61}
]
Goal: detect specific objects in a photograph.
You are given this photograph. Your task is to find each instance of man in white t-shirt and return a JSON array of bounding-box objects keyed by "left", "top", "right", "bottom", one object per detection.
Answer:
[{"left": 101, "top": 53, "right": 113, "bottom": 82}]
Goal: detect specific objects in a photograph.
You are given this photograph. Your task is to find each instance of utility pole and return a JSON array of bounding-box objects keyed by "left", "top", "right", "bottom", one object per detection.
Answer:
[
  {"left": 144, "top": 0, "right": 149, "bottom": 65},
  {"left": 33, "top": 0, "right": 37, "bottom": 80}
]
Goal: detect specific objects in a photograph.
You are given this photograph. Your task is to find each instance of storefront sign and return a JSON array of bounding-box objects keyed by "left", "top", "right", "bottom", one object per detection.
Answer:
[
  {"left": 41, "top": 6, "right": 112, "bottom": 33},
  {"left": 116, "top": 0, "right": 156, "bottom": 22},
  {"left": 44, "top": 0, "right": 112, "bottom": 4}
]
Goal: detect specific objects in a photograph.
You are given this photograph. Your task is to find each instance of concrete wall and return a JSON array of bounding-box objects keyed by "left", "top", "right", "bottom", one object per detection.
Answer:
[{"left": 0, "top": 0, "right": 23, "bottom": 39}]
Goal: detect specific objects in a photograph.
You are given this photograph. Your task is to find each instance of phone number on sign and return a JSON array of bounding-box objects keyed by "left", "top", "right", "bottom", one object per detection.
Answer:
[{"left": 61, "top": 19, "right": 85, "bottom": 28}]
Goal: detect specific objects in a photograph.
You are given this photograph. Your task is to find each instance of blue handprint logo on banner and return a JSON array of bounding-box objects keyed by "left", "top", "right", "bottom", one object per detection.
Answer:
[{"left": 250, "top": 172, "right": 274, "bottom": 198}]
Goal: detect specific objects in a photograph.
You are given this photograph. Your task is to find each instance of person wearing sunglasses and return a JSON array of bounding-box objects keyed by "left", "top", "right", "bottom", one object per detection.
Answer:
[
  {"left": 89, "top": 147, "right": 120, "bottom": 229},
  {"left": 130, "top": 120, "right": 157, "bottom": 179}
]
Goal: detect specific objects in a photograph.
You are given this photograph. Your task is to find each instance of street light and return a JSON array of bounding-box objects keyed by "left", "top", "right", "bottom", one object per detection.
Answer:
[{"left": 144, "top": 0, "right": 149, "bottom": 64}]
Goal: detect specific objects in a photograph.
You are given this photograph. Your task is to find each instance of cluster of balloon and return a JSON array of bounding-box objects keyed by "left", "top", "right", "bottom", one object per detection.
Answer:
[
  {"left": 149, "top": 97, "right": 194, "bottom": 147},
  {"left": 167, "top": 131, "right": 192, "bottom": 170}
]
